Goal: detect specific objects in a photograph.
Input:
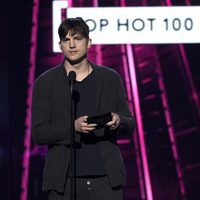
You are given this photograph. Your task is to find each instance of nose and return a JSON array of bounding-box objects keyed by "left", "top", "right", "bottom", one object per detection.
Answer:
[{"left": 69, "top": 39, "right": 75, "bottom": 48}]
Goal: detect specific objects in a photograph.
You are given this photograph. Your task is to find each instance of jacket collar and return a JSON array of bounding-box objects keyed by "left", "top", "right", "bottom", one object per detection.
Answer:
[{"left": 89, "top": 61, "right": 103, "bottom": 113}]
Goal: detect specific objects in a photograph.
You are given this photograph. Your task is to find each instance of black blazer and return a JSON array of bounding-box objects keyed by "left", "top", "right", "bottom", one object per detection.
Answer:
[{"left": 31, "top": 61, "right": 135, "bottom": 193}]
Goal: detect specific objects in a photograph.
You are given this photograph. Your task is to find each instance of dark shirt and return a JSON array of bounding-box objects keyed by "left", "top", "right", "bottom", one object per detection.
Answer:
[{"left": 73, "top": 69, "right": 106, "bottom": 176}]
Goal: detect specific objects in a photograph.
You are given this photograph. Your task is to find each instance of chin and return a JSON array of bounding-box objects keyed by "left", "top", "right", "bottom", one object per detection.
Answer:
[{"left": 65, "top": 53, "right": 87, "bottom": 65}]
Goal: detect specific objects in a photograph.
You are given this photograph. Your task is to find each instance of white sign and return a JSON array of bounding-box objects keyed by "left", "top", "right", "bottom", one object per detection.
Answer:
[{"left": 52, "top": 1, "right": 200, "bottom": 52}]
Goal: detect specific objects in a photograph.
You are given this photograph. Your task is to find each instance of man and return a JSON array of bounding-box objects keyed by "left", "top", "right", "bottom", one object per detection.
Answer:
[{"left": 31, "top": 17, "right": 135, "bottom": 200}]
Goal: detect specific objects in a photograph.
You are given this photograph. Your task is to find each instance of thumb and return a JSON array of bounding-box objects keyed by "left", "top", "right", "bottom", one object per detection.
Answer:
[{"left": 82, "top": 115, "right": 88, "bottom": 122}]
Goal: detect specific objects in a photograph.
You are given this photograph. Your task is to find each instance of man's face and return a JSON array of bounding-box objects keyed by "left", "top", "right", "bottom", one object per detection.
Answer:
[{"left": 59, "top": 31, "right": 91, "bottom": 63}]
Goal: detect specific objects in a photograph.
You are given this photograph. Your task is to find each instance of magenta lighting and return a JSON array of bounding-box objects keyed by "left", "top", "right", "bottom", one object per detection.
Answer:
[{"left": 20, "top": 0, "right": 39, "bottom": 200}]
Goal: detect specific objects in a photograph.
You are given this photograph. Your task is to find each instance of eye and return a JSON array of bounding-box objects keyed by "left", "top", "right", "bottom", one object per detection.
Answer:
[
  {"left": 75, "top": 37, "right": 82, "bottom": 40},
  {"left": 62, "top": 38, "right": 69, "bottom": 42}
]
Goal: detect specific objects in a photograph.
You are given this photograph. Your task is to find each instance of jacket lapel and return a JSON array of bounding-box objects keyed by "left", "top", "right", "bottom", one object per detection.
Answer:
[
  {"left": 90, "top": 63, "right": 104, "bottom": 113},
  {"left": 57, "top": 63, "right": 71, "bottom": 112}
]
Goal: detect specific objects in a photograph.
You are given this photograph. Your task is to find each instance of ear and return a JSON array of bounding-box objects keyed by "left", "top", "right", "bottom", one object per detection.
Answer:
[
  {"left": 87, "top": 39, "right": 92, "bottom": 49},
  {"left": 59, "top": 42, "right": 62, "bottom": 51}
]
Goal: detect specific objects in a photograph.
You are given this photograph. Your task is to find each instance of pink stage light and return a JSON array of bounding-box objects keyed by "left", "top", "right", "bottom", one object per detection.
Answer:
[
  {"left": 20, "top": 0, "right": 39, "bottom": 200},
  {"left": 126, "top": 44, "right": 153, "bottom": 200}
]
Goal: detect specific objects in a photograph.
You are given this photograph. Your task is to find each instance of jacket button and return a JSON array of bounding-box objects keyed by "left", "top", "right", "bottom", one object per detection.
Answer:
[
  {"left": 86, "top": 180, "right": 92, "bottom": 190},
  {"left": 86, "top": 180, "right": 91, "bottom": 185}
]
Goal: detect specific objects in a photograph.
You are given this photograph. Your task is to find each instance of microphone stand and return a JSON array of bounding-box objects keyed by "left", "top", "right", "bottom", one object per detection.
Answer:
[{"left": 69, "top": 78, "right": 75, "bottom": 200}]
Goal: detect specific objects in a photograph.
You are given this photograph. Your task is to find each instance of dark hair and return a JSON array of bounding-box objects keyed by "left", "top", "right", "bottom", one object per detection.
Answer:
[{"left": 58, "top": 17, "right": 89, "bottom": 41}]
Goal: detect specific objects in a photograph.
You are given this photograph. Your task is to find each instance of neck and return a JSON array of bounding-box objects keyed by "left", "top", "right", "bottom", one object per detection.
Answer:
[
  {"left": 64, "top": 58, "right": 89, "bottom": 74},
  {"left": 64, "top": 59, "right": 91, "bottom": 81}
]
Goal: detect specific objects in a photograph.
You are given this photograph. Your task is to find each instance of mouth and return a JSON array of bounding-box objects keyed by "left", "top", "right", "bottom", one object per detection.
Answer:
[{"left": 69, "top": 51, "right": 78, "bottom": 55}]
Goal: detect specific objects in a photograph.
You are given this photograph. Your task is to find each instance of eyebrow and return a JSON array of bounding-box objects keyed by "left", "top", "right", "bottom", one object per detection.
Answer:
[{"left": 63, "top": 34, "right": 83, "bottom": 40}]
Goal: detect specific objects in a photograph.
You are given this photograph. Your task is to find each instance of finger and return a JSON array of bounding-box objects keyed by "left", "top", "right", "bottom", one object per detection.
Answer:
[
  {"left": 82, "top": 116, "right": 88, "bottom": 122},
  {"left": 87, "top": 123, "right": 97, "bottom": 127},
  {"left": 81, "top": 123, "right": 97, "bottom": 129},
  {"left": 85, "top": 126, "right": 96, "bottom": 130},
  {"left": 86, "top": 126, "right": 97, "bottom": 129},
  {"left": 84, "top": 129, "right": 95, "bottom": 133},
  {"left": 109, "top": 126, "right": 115, "bottom": 130},
  {"left": 113, "top": 116, "right": 118, "bottom": 122},
  {"left": 81, "top": 122, "right": 88, "bottom": 127},
  {"left": 82, "top": 130, "right": 90, "bottom": 133},
  {"left": 106, "top": 121, "right": 114, "bottom": 126}
]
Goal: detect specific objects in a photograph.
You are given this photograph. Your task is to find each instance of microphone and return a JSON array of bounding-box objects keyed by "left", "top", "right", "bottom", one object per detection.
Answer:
[
  {"left": 68, "top": 71, "right": 76, "bottom": 82},
  {"left": 68, "top": 71, "right": 76, "bottom": 96},
  {"left": 68, "top": 70, "right": 76, "bottom": 200}
]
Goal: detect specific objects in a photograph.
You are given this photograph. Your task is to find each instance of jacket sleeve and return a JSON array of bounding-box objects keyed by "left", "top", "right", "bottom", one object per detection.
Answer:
[
  {"left": 31, "top": 78, "right": 73, "bottom": 145},
  {"left": 116, "top": 76, "right": 135, "bottom": 135}
]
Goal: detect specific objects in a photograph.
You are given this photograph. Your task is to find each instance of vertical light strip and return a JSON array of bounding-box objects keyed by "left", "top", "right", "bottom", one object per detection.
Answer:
[
  {"left": 93, "top": 0, "right": 102, "bottom": 65},
  {"left": 67, "top": 0, "right": 72, "bottom": 7},
  {"left": 121, "top": 0, "right": 146, "bottom": 199},
  {"left": 185, "top": 0, "right": 190, "bottom": 5},
  {"left": 126, "top": 44, "right": 153, "bottom": 200},
  {"left": 20, "top": 0, "right": 39, "bottom": 200},
  {"left": 121, "top": 44, "right": 146, "bottom": 199},
  {"left": 121, "top": 46, "right": 132, "bottom": 103},
  {"left": 164, "top": 1, "right": 187, "bottom": 198},
  {"left": 120, "top": 1, "right": 153, "bottom": 199},
  {"left": 155, "top": 52, "right": 186, "bottom": 197},
  {"left": 178, "top": 44, "right": 200, "bottom": 119}
]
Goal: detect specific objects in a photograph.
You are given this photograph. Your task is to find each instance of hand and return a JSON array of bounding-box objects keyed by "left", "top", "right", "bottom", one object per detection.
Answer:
[
  {"left": 74, "top": 115, "right": 97, "bottom": 133},
  {"left": 106, "top": 112, "right": 121, "bottom": 130}
]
